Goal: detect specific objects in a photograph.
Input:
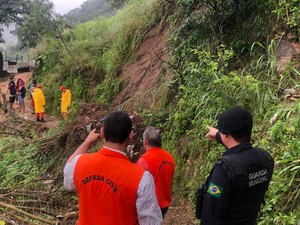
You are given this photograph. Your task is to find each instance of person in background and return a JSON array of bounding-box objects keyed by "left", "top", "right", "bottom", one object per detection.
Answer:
[
  {"left": 196, "top": 107, "right": 274, "bottom": 225},
  {"left": 7, "top": 75, "right": 16, "bottom": 110},
  {"left": 16, "top": 77, "right": 25, "bottom": 105},
  {"left": 59, "top": 86, "right": 72, "bottom": 119},
  {"left": 64, "top": 110, "right": 163, "bottom": 225},
  {"left": 28, "top": 80, "right": 37, "bottom": 114},
  {"left": 18, "top": 82, "right": 26, "bottom": 114},
  {"left": 136, "top": 126, "right": 176, "bottom": 218},
  {"left": 32, "top": 84, "right": 46, "bottom": 122}
]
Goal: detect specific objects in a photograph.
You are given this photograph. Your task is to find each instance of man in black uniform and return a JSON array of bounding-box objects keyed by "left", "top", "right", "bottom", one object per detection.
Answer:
[{"left": 197, "top": 107, "right": 274, "bottom": 225}]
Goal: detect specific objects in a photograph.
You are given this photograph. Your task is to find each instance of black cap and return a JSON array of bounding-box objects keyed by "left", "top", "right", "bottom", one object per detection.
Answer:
[{"left": 217, "top": 107, "right": 253, "bottom": 134}]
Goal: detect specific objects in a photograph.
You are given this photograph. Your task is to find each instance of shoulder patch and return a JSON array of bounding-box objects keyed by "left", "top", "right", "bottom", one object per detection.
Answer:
[{"left": 207, "top": 182, "right": 223, "bottom": 198}]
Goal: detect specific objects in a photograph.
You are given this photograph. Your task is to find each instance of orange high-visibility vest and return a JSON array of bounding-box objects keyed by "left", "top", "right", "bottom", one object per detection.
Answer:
[
  {"left": 74, "top": 148, "right": 144, "bottom": 225},
  {"left": 137, "top": 147, "right": 175, "bottom": 208}
]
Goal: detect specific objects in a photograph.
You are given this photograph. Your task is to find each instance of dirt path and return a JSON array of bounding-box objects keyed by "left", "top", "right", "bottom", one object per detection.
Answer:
[
  {"left": 163, "top": 197, "right": 196, "bottom": 225},
  {"left": 0, "top": 72, "right": 59, "bottom": 128}
]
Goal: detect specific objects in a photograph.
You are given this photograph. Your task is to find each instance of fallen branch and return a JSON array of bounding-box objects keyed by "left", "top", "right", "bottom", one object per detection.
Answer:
[
  {"left": 0, "top": 201, "right": 56, "bottom": 224},
  {"left": 18, "top": 206, "right": 57, "bottom": 217},
  {"left": 0, "top": 121, "right": 33, "bottom": 139},
  {"left": 0, "top": 208, "right": 31, "bottom": 224}
]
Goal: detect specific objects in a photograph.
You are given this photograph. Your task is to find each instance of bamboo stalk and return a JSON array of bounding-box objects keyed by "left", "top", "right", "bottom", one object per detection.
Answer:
[{"left": 0, "top": 201, "right": 56, "bottom": 225}]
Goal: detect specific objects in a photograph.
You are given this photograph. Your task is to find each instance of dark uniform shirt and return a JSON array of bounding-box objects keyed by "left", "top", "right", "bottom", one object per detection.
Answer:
[
  {"left": 8, "top": 80, "right": 16, "bottom": 95},
  {"left": 20, "top": 86, "right": 26, "bottom": 98},
  {"left": 200, "top": 142, "right": 274, "bottom": 225}
]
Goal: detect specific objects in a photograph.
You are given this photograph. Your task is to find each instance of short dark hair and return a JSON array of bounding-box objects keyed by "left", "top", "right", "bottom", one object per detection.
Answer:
[
  {"left": 143, "top": 126, "right": 162, "bottom": 147},
  {"left": 103, "top": 110, "right": 132, "bottom": 144}
]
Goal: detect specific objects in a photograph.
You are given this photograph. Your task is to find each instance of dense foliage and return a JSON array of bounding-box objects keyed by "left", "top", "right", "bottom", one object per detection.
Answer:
[
  {"left": 0, "top": 0, "right": 29, "bottom": 41},
  {"left": 107, "top": 0, "right": 127, "bottom": 9},
  {"left": 15, "top": 0, "right": 58, "bottom": 49},
  {"left": 0, "top": 0, "right": 58, "bottom": 47},
  {"left": 147, "top": 0, "right": 300, "bottom": 224},
  {"left": 65, "top": 0, "right": 112, "bottom": 25}
]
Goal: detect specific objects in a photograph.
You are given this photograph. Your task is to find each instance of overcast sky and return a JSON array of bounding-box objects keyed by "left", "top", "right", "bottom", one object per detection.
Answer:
[{"left": 51, "top": 0, "right": 86, "bottom": 14}]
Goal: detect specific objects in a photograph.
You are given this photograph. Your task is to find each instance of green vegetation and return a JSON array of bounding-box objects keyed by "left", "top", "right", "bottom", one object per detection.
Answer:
[
  {"left": 0, "top": 0, "right": 61, "bottom": 48},
  {"left": 148, "top": 0, "right": 300, "bottom": 224},
  {"left": 15, "top": 0, "right": 58, "bottom": 49},
  {"left": 274, "top": 0, "right": 300, "bottom": 39},
  {"left": 0, "top": 0, "right": 299, "bottom": 224}
]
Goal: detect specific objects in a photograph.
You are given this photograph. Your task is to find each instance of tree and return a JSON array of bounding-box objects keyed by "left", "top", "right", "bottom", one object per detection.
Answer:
[
  {"left": 0, "top": 0, "right": 61, "bottom": 49},
  {"left": 15, "top": 0, "right": 58, "bottom": 48},
  {"left": 0, "top": 51, "right": 3, "bottom": 73},
  {"left": 0, "top": 0, "right": 29, "bottom": 42}
]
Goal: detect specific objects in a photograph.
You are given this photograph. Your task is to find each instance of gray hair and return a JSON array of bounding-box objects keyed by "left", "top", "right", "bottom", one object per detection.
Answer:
[{"left": 143, "top": 126, "right": 162, "bottom": 147}]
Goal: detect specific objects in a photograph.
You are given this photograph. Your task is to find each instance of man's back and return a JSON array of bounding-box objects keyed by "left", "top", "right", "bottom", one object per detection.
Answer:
[
  {"left": 74, "top": 148, "right": 144, "bottom": 225},
  {"left": 201, "top": 144, "right": 274, "bottom": 225},
  {"left": 137, "top": 147, "right": 175, "bottom": 209}
]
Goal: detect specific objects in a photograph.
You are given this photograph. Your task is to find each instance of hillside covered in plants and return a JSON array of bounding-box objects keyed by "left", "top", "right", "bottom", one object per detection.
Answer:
[{"left": 0, "top": 0, "right": 299, "bottom": 224}]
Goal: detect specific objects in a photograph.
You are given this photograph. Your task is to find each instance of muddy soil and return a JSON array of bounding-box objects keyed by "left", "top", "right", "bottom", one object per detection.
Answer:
[{"left": 0, "top": 72, "right": 59, "bottom": 129}]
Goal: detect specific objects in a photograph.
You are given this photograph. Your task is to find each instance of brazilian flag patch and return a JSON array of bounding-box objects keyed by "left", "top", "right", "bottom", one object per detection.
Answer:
[{"left": 207, "top": 182, "right": 223, "bottom": 198}]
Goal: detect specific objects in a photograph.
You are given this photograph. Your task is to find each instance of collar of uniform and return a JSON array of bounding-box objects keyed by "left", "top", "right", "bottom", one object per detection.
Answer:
[
  {"left": 101, "top": 146, "right": 128, "bottom": 158},
  {"left": 223, "top": 142, "right": 252, "bottom": 156},
  {"left": 147, "top": 147, "right": 162, "bottom": 152}
]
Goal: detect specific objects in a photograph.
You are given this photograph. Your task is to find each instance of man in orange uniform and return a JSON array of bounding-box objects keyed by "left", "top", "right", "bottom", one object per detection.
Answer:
[
  {"left": 59, "top": 86, "right": 72, "bottom": 119},
  {"left": 32, "top": 84, "right": 46, "bottom": 122},
  {"left": 64, "top": 111, "right": 163, "bottom": 225},
  {"left": 136, "top": 126, "right": 176, "bottom": 218}
]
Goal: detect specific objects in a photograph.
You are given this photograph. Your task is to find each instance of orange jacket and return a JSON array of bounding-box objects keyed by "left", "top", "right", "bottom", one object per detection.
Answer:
[
  {"left": 136, "top": 147, "right": 175, "bottom": 208},
  {"left": 74, "top": 148, "right": 144, "bottom": 225}
]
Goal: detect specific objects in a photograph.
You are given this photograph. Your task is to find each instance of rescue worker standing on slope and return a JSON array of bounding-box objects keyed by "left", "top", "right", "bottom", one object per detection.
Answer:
[
  {"left": 59, "top": 86, "right": 72, "bottom": 119},
  {"left": 32, "top": 84, "right": 46, "bottom": 122},
  {"left": 64, "top": 110, "right": 163, "bottom": 225},
  {"left": 136, "top": 126, "right": 175, "bottom": 218},
  {"left": 196, "top": 107, "right": 274, "bottom": 225}
]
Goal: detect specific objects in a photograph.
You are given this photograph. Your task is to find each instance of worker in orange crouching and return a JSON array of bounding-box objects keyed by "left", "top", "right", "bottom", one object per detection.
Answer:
[
  {"left": 32, "top": 84, "right": 46, "bottom": 122},
  {"left": 136, "top": 126, "right": 176, "bottom": 218},
  {"left": 63, "top": 111, "right": 163, "bottom": 225},
  {"left": 59, "top": 86, "right": 72, "bottom": 119}
]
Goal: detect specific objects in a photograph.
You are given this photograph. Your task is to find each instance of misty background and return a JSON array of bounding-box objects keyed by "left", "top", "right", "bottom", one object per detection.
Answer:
[
  {"left": 1, "top": 0, "right": 87, "bottom": 45},
  {"left": 1, "top": 0, "right": 112, "bottom": 62}
]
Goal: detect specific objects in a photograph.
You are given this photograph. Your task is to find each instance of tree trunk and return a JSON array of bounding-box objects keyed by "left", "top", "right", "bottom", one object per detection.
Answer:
[{"left": 0, "top": 50, "right": 3, "bottom": 72}]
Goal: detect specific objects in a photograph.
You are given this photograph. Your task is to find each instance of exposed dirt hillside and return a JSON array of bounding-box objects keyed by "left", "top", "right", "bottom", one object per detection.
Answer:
[
  {"left": 112, "top": 21, "right": 196, "bottom": 224},
  {"left": 113, "top": 21, "right": 173, "bottom": 112}
]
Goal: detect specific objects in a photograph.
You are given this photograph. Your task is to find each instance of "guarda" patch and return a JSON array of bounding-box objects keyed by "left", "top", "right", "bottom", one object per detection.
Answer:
[{"left": 207, "top": 182, "right": 223, "bottom": 198}]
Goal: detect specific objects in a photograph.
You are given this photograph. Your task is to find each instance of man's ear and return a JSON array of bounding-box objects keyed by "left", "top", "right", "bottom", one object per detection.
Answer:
[
  {"left": 143, "top": 139, "right": 148, "bottom": 148},
  {"left": 100, "top": 127, "right": 105, "bottom": 139}
]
